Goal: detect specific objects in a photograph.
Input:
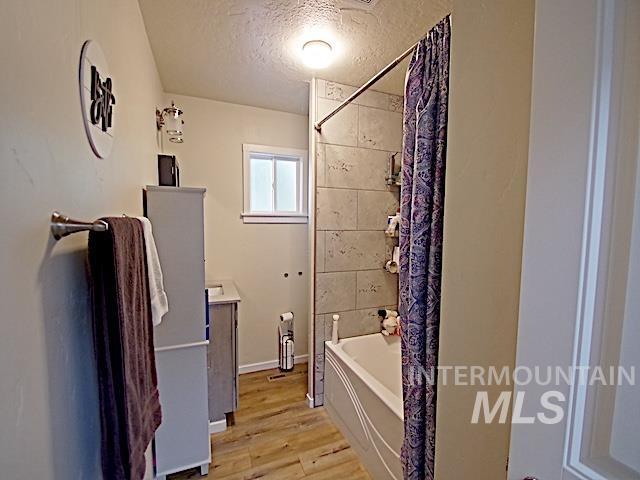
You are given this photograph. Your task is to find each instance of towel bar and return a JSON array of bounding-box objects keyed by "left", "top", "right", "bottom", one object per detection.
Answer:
[{"left": 50, "top": 211, "right": 108, "bottom": 240}]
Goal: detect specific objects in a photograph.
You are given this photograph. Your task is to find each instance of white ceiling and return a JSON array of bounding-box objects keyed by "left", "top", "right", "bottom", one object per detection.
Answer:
[{"left": 138, "top": 0, "right": 452, "bottom": 115}]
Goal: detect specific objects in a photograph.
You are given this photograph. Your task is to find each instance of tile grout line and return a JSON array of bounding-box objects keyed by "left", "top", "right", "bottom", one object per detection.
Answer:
[
  {"left": 320, "top": 228, "right": 395, "bottom": 232},
  {"left": 318, "top": 140, "right": 402, "bottom": 153},
  {"left": 356, "top": 185, "right": 360, "bottom": 230},
  {"left": 321, "top": 141, "right": 402, "bottom": 154},
  {"left": 320, "top": 92, "right": 403, "bottom": 111},
  {"left": 318, "top": 93, "right": 403, "bottom": 114},
  {"left": 318, "top": 185, "right": 399, "bottom": 193},
  {"left": 315, "top": 268, "right": 395, "bottom": 274}
]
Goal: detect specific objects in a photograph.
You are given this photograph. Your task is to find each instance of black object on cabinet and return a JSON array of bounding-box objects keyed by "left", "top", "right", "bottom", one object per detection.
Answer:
[{"left": 158, "top": 154, "right": 180, "bottom": 187}]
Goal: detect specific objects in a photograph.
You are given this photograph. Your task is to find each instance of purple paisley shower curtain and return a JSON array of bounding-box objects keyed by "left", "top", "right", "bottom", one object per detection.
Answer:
[{"left": 399, "top": 15, "right": 450, "bottom": 480}]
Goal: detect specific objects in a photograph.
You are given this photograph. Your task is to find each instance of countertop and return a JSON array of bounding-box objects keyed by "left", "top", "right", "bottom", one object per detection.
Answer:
[{"left": 207, "top": 279, "right": 241, "bottom": 305}]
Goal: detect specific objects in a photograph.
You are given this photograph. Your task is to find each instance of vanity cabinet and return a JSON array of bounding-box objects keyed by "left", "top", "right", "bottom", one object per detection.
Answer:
[{"left": 206, "top": 281, "right": 241, "bottom": 428}]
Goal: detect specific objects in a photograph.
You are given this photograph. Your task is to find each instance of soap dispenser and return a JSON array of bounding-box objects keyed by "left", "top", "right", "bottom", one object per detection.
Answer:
[{"left": 331, "top": 314, "right": 340, "bottom": 345}]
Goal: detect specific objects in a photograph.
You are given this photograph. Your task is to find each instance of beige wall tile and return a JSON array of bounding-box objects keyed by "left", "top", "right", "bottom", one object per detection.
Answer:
[
  {"left": 325, "top": 231, "right": 386, "bottom": 272},
  {"left": 357, "top": 190, "right": 400, "bottom": 230},
  {"left": 358, "top": 106, "right": 403, "bottom": 152},
  {"left": 316, "top": 188, "right": 357, "bottom": 230},
  {"left": 316, "top": 271, "right": 356, "bottom": 314},
  {"left": 325, "top": 145, "right": 390, "bottom": 191},
  {"left": 315, "top": 231, "right": 325, "bottom": 272},
  {"left": 315, "top": 315, "right": 327, "bottom": 353},
  {"left": 320, "top": 314, "right": 332, "bottom": 341},
  {"left": 385, "top": 238, "right": 399, "bottom": 261},
  {"left": 313, "top": 78, "right": 404, "bottom": 408},
  {"left": 316, "top": 98, "right": 358, "bottom": 147},
  {"left": 316, "top": 143, "right": 326, "bottom": 187},
  {"left": 324, "top": 308, "right": 383, "bottom": 339},
  {"left": 324, "top": 81, "right": 356, "bottom": 102},
  {"left": 314, "top": 352, "right": 324, "bottom": 397},
  {"left": 388, "top": 95, "right": 404, "bottom": 113},
  {"left": 322, "top": 80, "right": 404, "bottom": 113},
  {"left": 356, "top": 269, "right": 399, "bottom": 309},
  {"left": 359, "top": 90, "right": 398, "bottom": 112}
]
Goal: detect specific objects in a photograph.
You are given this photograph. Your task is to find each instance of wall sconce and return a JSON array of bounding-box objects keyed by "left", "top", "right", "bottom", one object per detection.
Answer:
[{"left": 156, "top": 101, "right": 184, "bottom": 143}]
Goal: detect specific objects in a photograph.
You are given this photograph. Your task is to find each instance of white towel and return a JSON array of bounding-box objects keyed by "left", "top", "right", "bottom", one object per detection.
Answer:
[{"left": 137, "top": 217, "right": 169, "bottom": 326}]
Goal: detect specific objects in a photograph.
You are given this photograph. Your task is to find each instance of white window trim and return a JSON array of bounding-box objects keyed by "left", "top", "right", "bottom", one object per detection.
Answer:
[{"left": 242, "top": 143, "right": 308, "bottom": 224}]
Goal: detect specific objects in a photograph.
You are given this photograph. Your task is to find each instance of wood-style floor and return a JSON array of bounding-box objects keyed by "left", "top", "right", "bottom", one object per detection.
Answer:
[{"left": 169, "top": 363, "right": 371, "bottom": 480}]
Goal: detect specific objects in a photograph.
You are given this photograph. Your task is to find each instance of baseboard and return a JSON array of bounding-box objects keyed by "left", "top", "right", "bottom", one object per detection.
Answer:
[
  {"left": 306, "top": 393, "right": 315, "bottom": 409},
  {"left": 238, "top": 354, "right": 308, "bottom": 375},
  {"left": 156, "top": 457, "right": 211, "bottom": 479},
  {"left": 209, "top": 419, "right": 227, "bottom": 434}
]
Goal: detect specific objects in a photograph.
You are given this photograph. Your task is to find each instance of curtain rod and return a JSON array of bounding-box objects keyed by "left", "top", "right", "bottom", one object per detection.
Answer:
[
  {"left": 313, "top": 41, "right": 417, "bottom": 132},
  {"left": 314, "top": 14, "right": 451, "bottom": 132}
]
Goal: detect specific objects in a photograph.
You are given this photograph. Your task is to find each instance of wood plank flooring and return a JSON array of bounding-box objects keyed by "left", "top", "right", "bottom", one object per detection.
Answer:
[{"left": 168, "top": 364, "right": 371, "bottom": 480}]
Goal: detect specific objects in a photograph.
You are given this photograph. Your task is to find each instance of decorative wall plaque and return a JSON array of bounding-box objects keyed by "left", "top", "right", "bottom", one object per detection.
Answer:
[{"left": 79, "top": 40, "right": 116, "bottom": 159}]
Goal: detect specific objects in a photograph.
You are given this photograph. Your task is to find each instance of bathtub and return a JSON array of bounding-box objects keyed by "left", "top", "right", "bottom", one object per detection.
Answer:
[{"left": 324, "top": 334, "right": 403, "bottom": 480}]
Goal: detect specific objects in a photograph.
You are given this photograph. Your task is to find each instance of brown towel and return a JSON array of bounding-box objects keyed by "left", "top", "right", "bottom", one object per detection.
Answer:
[{"left": 89, "top": 217, "right": 162, "bottom": 480}]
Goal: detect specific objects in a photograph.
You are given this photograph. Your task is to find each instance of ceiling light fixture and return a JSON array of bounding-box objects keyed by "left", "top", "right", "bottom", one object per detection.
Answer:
[{"left": 302, "top": 40, "right": 333, "bottom": 69}]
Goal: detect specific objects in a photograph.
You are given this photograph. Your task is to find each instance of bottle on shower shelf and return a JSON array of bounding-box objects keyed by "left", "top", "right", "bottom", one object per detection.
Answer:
[
  {"left": 386, "top": 152, "right": 401, "bottom": 186},
  {"left": 385, "top": 210, "right": 400, "bottom": 238}
]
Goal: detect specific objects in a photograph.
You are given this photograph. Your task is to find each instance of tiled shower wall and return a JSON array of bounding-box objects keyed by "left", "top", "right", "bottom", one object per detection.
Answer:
[{"left": 312, "top": 79, "right": 403, "bottom": 405}]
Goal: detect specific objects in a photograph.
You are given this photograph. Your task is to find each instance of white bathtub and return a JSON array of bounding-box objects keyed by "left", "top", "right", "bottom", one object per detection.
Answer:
[{"left": 324, "top": 334, "right": 403, "bottom": 480}]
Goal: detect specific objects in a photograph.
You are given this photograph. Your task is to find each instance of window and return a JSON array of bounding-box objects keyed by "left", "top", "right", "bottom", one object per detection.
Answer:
[{"left": 242, "top": 144, "right": 308, "bottom": 223}]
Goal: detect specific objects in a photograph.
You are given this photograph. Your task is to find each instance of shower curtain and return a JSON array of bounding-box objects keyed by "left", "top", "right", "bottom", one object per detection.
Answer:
[{"left": 399, "top": 15, "right": 450, "bottom": 480}]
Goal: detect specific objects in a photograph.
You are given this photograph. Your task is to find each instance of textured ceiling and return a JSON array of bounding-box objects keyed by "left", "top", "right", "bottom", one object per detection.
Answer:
[{"left": 138, "top": 0, "right": 452, "bottom": 115}]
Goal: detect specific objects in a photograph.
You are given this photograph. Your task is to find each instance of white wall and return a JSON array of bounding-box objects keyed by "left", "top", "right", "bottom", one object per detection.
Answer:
[
  {"left": 435, "top": 0, "right": 535, "bottom": 478},
  {"left": 161, "top": 94, "right": 309, "bottom": 367},
  {"left": 0, "top": 1, "right": 163, "bottom": 478},
  {"left": 509, "top": 2, "right": 640, "bottom": 477}
]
